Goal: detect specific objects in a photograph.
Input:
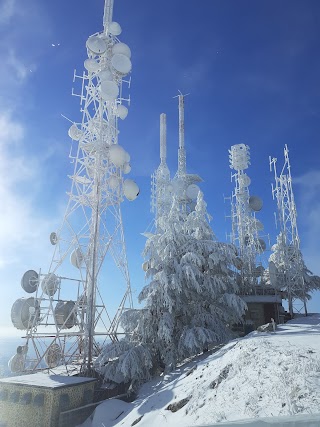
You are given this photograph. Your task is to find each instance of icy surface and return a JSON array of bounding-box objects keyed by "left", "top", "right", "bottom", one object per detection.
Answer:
[
  {"left": 80, "top": 314, "right": 320, "bottom": 427},
  {"left": 0, "top": 372, "right": 96, "bottom": 388}
]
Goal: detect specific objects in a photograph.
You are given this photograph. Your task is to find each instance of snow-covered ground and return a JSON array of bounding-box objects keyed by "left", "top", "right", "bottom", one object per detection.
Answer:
[{"left": 80, "top": 314, "right": 320, "bottom": 427}]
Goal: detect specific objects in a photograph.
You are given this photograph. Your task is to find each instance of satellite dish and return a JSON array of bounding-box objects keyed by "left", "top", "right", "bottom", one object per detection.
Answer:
[
  {"left": 239, "top": 173, "right": 251, "bottom": 187},
  {"left": 41, "top": 273, "right": 60, "bottom": 296},
  {"left": 45, "top": 343, "right": 62, "bottom": 368},
  {"left": 249, "top": 196, "right": 263, "bottom": 212},
  {"left": 109, "top": 175, "right": 120, "bottom": 189},
  {"left": 100, "top": 80, "right": 119, "bottom": 101},
  {"left": 116, "top": 104, "right": 128, "bottom": 120},
  {"left": 11, "top": 297, "right": 40, "bottom": 330},
  {"left": 253, "top": 219, "right": 264, "bottom": 231},
  {"left": 142, "top": 261, "right": 149, "bottom": 272},
  {"left": 123, "top": 179, "right": 139, "bottom": 201},
  {"left": 8, "top": 353, "right": 24, "bottom": 373},
  {"left": 68, "top": 124, "right": 82, "bottom": 141},
  {"left": 54, "top": 301, "right": 77, "bottom": 329},
  {"left": 86, "top": 36, "right": 107, "bottom": 55},
  {"left": 109, "top": 21, "right": 122, "bottom": 36},
  {"left": 21, "top": 270, "right": 39, "bottom": 293},
  {"left": 84, "top": 58, "right": 100, "bottom": 73},
  {"left": 99, "top": 69, "right": 113, "bottom": 82},
  {"left": 123, "top": 162, "right": 131, "bottom": 174},
  {"left": 109, "top": 144, "right": 126, "bottom": 167},
  {"left": 70, "top": 248, "right": 84, "bottom": 269},
  {"left": 50, "top": 232, "right": 58, "bottom": 245},
  {"left": 111, "top": 54, "right": 132, "bottom": 76},
  {"left": 256, "top": 238, "right": 266, "bottom": 253},
  {"left": 269, "top": 261, "right": 277, "bottom": 287},
  {"left": 186, "top": 184, "right": 200, "bottom": 200},
  {"left": 112, "top": 42, "right": 131, "bottom": 58}
]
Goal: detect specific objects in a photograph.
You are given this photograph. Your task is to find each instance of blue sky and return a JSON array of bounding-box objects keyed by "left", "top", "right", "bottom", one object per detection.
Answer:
[{"left": 1, "top": 0, "right": 320, "bottom": 335}]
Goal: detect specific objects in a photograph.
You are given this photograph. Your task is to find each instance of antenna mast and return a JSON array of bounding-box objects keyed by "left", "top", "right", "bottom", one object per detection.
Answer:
[{"left": 177, "top": 94, "right": 187, "bottom": 178}]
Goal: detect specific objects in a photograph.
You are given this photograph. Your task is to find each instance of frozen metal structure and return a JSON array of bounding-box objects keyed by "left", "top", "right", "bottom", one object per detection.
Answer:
[
  {"left": 229, "top": 144, "right": 266, "bottom": 292},
  {"left": 269, "top": 145, "right": 307, "bottom": 316},
  {"left": 9, "top": 0, "right": 139, "bottom": 375}
]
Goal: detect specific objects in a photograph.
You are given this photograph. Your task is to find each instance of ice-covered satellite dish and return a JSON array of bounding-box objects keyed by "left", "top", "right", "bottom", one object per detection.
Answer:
[
  {"left": 111, "top": 54, "right": 132, "bottom": 75},
  {"left": 123, "top": 162, "right": 131, "bottom": 174},
  {"left": 109, "top": 175, "right": 120, "bottom": 189},
  {"left": 112, "top": 42, "right": 131, "bottom": 58},
  {"left": 84, "top": 58, "right": 100, "bottom": 73},
  {"left": 109, "top": 144, "right": 126, "bottom": 167},
  {"left": 99, "top": 69, "right": 113, "bottom": 82},
  {"left": 142, "top": 261, "right": 149, "bottom": 272},
  {"left": 41, "top": 273, "right": 60, "bottom": 296},
  {"left": 8, "top": 353, "right": 24, "bottom": 373},
  {"left": 124, "top": 151, "right": 130, "bottom": 163},
  {"left": 239, "top": 173, "right": 251, "bottom": 187},
  {"left": 70, "top": 248, "right": 84, "bottom": 269},
  {"left": 21, "top": 270, "right": 39, "bottom": 293},
  {"left": 45, "top": 343, "right": 62, "bottom": 368},
  {"left": 109, "top": 21, "right": 122, "bottom": 36},
  {"left": 256, "top": 238, "right": 266, "bottom": 253},
  {"left": 116, "top": 104, "right": 128, "bottom": 120},
  {"left": 68, "top": 124, "right": 82, "bottom": 141},
  {"left": 253, "top": 219, "right": 264, "bottom": 231},
  {"left": 269, "top": 261, "right": 277, "bottom": 287},
  {"left": 54, "top": 301, "right": 77, "bottom": 329},
  {"left": 123, "top": 179, "right": 139, "bottom": 201},
  {"left": 86, "top": 36, "right": 107, "bottom": 55},
  {"left": 50, "top": 232, "right": 58, "bottom": 245},
  {"left": 100, "top": 80, "right": 119, "bottom": 101},
  {"left": 11, "top": 297, "right": 40, "bottom": 330},
  {"left": 186, "top": 184, "right": 200, "bottom": 200},
  {"left": 249, "top": 196, "right": 263, "bottom": 212},
  {"left": 233, "top": 257, "right": 243, "bottom": 270}
]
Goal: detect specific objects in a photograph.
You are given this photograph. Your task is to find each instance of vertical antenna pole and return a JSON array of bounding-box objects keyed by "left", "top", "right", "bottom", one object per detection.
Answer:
[
  {"left": 160, "top": 113, "right": 167, "bottom": 164},
  {"left": 178, "top": 94, "right": 186, "bottom": 176},
  {"left": 103, "top": 0, "right": 114, "bottom": 34}
]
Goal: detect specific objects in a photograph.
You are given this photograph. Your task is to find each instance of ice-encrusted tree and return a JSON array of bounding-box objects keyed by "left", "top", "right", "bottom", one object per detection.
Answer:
[{"left": 95, "top": 192, "right": 246, "bottom": 387}]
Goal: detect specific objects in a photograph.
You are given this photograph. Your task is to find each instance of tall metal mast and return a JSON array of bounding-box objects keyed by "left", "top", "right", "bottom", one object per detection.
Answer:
[
  {"left": 270, "top": 145, "right": 307, "bottom": 316},
  {"left": 9, "top": 0, "right": 138, "bottom": 376},
  {"left": 177, "top": 94, "right": 187, "bottom": 178}
]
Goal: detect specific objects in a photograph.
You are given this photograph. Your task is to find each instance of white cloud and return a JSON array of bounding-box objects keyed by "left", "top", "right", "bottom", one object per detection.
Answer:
[{"left": 0, "top": 0, "right": 16, "bottom": 25}]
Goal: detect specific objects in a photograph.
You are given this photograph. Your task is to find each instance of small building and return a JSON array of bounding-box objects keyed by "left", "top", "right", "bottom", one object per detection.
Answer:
[{"left": 0, "top": 373, "right": 97, "bottom": 427}]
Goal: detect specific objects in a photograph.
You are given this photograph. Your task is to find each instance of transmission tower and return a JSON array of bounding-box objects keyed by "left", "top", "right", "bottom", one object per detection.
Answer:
[
  {"left": 9, "top": 0, "right": 139, "bottom": 376},
  {"left": 229, "top": 144, "right": 266, "bottom": 292},
  {"left": 269, "top": 145, "right": 307, "bottom": 317}
]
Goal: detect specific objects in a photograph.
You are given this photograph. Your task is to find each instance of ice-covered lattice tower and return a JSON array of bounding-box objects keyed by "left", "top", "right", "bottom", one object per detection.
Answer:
[
  {"left": 229, "top": 144, "right": 266, "bottom": 292},
  {"left": 9, "top": 0, "right": 139, "bottom": 376},
  {"left": 269, "top": 145, "right": 307, "bottom": 316}
]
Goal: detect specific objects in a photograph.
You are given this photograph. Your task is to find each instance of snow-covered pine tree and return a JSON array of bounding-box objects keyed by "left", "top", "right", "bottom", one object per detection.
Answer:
[{"left": 95, "top": 191, "right": 247, "bottom": 386}]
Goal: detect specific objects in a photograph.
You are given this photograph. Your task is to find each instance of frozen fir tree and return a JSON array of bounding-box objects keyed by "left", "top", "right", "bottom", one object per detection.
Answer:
[{"left": 95, "top": 191, "right": 246, "bottom": 387}]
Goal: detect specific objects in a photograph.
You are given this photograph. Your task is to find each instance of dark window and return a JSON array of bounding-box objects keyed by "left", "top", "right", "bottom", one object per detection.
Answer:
[
  {"left": 33, "top": 393, "right": 45, "bottom": 407},
  {"left": 21, "top": 392, "right": 32, "bottom": 405},
  {"left": 82, "top": 388, "right": 93, "bottom": 405},
  {"left": 10, "top": 391, "right": 20, "bottom": 403},
  {"left": 0, "top": 390, "right": 8, "bottom": 401},
  {"left": 59, "top": 393, "right": 70, "bottom": 412}
]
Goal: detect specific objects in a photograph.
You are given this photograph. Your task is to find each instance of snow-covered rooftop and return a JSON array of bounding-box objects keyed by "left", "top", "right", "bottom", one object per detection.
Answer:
[{"left": 0, "top": 373, "right": 96, "bottom": 389}]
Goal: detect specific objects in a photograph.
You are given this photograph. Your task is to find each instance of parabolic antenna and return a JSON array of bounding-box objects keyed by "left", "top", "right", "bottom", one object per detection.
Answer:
[
  {"left": 109, "top": 144, "right": 127, "bottom": 167},
  {"left": 112, "top": 42, "right": 131, "bottom": 58},
  {"left": 84, "top": 58, "right": 100, "bottom": 73},
  {"left": 99, "top": 69, "right": 113, "bottom": 82},
  {"left": 50, "top": 232, "right": 58, "bottom": 245},
  {"left": 54, "top": 301, "right": 77, "bottom": 329},
  {"left": 68, "top": 124, "right": 82, "bottom": 141},
  {"left": 41, "top": 273, "right": 60, "bottom": 297},
  {"left": 86, "top": 36, "right": 107, "bottom": 55},
  {"left": 70, "top": 248, "right": 84, "bottom": 269},
  {"left": 123, "top": 162, "right": 131, "bottom": 174},
  {"left": 268, "top": 261, "right": 278, "bottom": 287},
  {"left": 11, "top": 297, "right": 40, "bottom": 330},
  {"left": 249, "top": 196, "right": 263, "bottom": 212},
  {"left": 123, "top": 179, "right": 139, "bottom": 201},
  {"left": 239, "top": 173, "right": 251, "bottom": 187},
  {"left": 44, "top": 343, "right": 62, "bottom": 368},
  {"left": 21, "top": 270, "right": 39, "bottom": 293},
  {"left": 111, "top": 54, "right": 132, "bottom": 76},
  {"left": 100, "top": 80, "right": 119, "bottom": 101},
  {"left": 186, "top": 184, "right": 200, "bottom": 200},
  {"left": 109, "top": 21, "right": 122, "bottom": 36},
  {"left": 142, "top": 261, "right": 149, "bottom": 272},
  {"left": 253, "top": 218, "right": 264, "bottom": 231},
  {"left": 116, "top": 104, "right": 128, "bottom": 120},
  {"left": 8, "top": 353, "right": 24, "bottom": 373}
]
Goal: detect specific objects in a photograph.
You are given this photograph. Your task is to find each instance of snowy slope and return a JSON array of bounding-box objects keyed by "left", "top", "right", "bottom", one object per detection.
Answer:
[{"left": 81, "top": 314, "right": 320, "bottom": 427}]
